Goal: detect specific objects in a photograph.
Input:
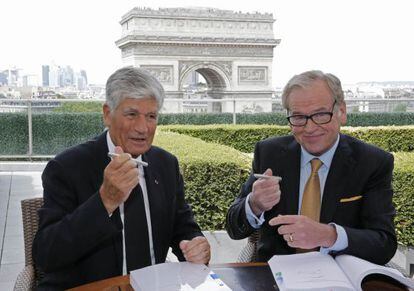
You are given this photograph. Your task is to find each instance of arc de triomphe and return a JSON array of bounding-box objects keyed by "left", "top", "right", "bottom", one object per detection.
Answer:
[{"left": 116, "top": 7, "right": 280, "bottom": 113}]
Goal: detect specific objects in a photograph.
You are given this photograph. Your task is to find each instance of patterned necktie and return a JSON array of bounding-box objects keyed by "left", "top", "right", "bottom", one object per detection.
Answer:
[{"left": 300, "top": 158, "right": 323, "bottom": 222}]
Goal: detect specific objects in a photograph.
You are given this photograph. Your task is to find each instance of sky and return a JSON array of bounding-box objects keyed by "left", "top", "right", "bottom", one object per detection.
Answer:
[{"left": 1, "top": 0, "right": 413, "bottom": 87}]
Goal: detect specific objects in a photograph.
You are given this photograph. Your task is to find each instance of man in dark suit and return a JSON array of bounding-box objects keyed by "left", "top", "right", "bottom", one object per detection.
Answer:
[
  {"left": 226, "top": 70, "right": 396, "bottom": 265},
  {"left": 33, "top": 67, "right": 210, "bottom": 290}
]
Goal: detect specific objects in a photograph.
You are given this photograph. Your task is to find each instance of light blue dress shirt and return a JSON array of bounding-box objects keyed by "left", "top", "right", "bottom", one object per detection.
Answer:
[{"left": 245, "top": 134, "right": 348, "bottom": 254}]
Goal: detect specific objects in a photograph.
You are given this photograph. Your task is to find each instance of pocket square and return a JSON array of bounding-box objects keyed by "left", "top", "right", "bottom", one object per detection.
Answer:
[{"left": 340, "top": 195, "right": 362, "bottom": 203}]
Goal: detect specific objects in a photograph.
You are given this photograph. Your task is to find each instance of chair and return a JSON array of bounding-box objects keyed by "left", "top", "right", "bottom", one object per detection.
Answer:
[{"left": 13, "top": 197, "right": 44, "bottom": 291}]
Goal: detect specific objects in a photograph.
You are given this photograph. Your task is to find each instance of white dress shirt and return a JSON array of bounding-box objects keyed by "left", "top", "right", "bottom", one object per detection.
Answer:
[{"left": 106, "top": 132, "right": 155, "bottom": 274}]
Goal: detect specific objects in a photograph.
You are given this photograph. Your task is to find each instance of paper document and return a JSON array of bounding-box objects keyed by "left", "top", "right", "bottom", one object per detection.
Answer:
[
  {"left": 269, "top": 252, "right": 353, "bottom": 291},
  {"left": 268, "top": 252, "right": 414, "bottom": 291},
  {"left": 130, "top": 262, "right": 232, "bottom": 291}
]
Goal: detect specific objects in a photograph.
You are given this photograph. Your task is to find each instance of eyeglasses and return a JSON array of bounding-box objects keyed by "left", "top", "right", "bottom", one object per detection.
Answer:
[{"left": 287, "top": 101, "right": 336, "bottom": 127}]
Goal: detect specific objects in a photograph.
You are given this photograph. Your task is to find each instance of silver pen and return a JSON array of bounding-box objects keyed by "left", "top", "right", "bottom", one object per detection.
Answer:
[
  {"left": 253, "top": 173, "right": 282, "bottom": 181},
  {"left": 107, "top": 152, "right": 148, "bottom": 167}
]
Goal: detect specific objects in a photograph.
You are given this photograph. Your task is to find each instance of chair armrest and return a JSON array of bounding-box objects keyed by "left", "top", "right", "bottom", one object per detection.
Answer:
[{"left": 13, "top": 265, "right": 36, "bottom": 291}]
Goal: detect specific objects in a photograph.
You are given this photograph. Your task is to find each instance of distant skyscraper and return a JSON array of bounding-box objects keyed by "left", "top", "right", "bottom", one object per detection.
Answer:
[
  {"left": 0, "top": 70, "right": 8, "bottom": 85},
  {"left": 62, "top": 66, "right": 74, "bottom": 86},
  {"left": 48, "top": 64, "right": 60, "bottom": 87},
  {"left": 42, "top": 65, "right": 50, "bottom": 86},
  {"left": 80, "top": 70, "right": 88, "bottom": 85}
]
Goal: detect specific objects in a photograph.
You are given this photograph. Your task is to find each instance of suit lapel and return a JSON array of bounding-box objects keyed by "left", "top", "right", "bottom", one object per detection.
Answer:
[
  {"left": 320, "top": 135, "right": 356, "bottom": 223},
  {"left": 282, "top": 139, "right": 302, "bottom": 215},
  {"left": 93, "top": 131, "right": 123, "bottom": 273},
  {"left": 142, "top": 152, "right": 165, "bottom": 263},
  {"left": 266, "top": 138, "right": 301, "bottom": 220},
  {"left": 90, "top": 132, "right": 111, "bottom": 189}
]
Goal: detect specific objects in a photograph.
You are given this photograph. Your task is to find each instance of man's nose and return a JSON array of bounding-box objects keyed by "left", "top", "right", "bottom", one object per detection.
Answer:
[
  {"left": 133, "top": 114, "right": 149, "bottom": 133},
  {"left": 303, "top": 118, "right": 319, "bottom": 131}
]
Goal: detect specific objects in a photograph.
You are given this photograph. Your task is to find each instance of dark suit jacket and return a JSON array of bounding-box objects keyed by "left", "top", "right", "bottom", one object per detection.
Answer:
[
  {"left": 33, "top": 132, "right": 203, "bottom": 290},
  {"left": 226, "top": 134, "right": 397, "bottom": 265}
]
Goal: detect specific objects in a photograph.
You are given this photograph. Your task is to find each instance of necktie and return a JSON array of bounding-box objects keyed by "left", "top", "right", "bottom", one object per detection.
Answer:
[
  {"left": 300, "top": 158, "right": 323, "bottom": 222},
  {"left": 124, "top": 184, "right": 151, "bottom": 272}
]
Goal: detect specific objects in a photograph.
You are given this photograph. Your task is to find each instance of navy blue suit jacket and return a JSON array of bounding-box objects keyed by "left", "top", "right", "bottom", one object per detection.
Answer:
[
  {"left": 226, "top": 134, "right": 397, "bottom": 265},
  {"left": 33, "top": 132, "right": 202, "bottom": 290}
]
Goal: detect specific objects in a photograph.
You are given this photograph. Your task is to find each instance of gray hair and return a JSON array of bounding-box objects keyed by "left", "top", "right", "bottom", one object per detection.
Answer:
[
  {"left": 105, "top": 66, "right": 165, "bottom": 111},
  {"left": 281, "top": 70, "right": 344, "bottom": 110}
]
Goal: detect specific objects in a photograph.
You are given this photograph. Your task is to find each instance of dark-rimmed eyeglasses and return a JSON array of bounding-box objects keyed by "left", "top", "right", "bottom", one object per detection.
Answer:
[{"left": 287, "top": 101, "right": 337, "bottom": 127}]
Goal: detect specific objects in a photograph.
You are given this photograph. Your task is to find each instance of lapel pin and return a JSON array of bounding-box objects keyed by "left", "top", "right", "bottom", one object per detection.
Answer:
[{"left": 155, "top": 179, "right": 159, "bottom": 185}]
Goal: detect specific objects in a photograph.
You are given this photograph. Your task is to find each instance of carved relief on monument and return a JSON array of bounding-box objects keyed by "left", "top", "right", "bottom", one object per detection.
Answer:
[
  {"left": 121, "top": 46, "right": 134, "bottom": 57},
  {"left": 127, "top": 44, "right": 273, "bottom": 58},
  {"left": 140, "top": 65, "right": 174, "bottom": 85},
  {"left": 238, "top": 66, "right": 268, "bottom": 84}
]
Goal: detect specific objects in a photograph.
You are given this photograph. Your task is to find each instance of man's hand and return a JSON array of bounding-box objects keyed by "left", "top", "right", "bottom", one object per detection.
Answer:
[
  {"left": 100, "top": 146, "right": 139, "bottom": 214},
  {"left": 179, "top": 236, "right": 211, "bottom": 264},
  {"left": 269, "top": 215, "right": 337, "bottom": 249},
  {"left": 249, "top": 168, "right": 281, "bottom": 216}
]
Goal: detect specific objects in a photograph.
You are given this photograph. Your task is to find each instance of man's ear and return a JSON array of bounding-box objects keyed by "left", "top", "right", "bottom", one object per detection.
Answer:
[
  {"left": 338, "top": 102, "right": 347, "bottom": 126},
  {"left": 102, "top": 104, "right": 111, "bottom": 127}
]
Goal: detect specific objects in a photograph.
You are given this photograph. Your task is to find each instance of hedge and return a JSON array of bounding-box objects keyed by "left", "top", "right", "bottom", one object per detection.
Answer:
[
  {"left": 2, "top": 112, "right": 414, "bottom": 155},
  {"left": 0, "top": 112, "right": 105, "bottom": 155},
  {"left": 159, "top": 112, "right": 414, "bottom": 126},
  {"left": 162, "top": 125, "right": 414, "bottom": 153},
  {"left": 32, "top": 113, "right": 104, "bottom": 154},
  {"left": 0, "top": 113, "right": 28, "bottom": 155},
  {"left": 393, "top": 152, "right": 414, "bottom": 246},
  {"left": 50, "top": 102, "right": 414, "bottom": 125},
  {"left": 153, "top": 131, "right": 250, "bottom": 230}
]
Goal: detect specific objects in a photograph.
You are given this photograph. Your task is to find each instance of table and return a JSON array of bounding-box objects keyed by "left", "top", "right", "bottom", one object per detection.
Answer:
[
  {"left": 68, "top": 262, "right": 410, "bottom": 291},
  {"left": 68, "top": 262, "right": 275, "bottom": 290}
]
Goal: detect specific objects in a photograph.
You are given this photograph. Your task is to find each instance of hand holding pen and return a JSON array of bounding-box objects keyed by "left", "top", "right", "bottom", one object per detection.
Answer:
[
  {"left": 99, "top": 147, "right": 140, "bottom": 214},
  {"left": 249, "top": 168, "right": 282, "bottom": 216}
]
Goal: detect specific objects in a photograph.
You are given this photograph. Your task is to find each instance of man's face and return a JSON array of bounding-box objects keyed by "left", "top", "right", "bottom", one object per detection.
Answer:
[
  {"left": 287, "top": 79, "right": 346, "bottom": 156},
  {"left": 103, "top": 97, "right": 158, "bottom": 157}
]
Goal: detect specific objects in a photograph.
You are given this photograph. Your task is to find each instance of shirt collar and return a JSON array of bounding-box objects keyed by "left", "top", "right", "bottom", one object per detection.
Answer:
[{"left": 300, "top": 134, "right": 340, "bottom": 169}]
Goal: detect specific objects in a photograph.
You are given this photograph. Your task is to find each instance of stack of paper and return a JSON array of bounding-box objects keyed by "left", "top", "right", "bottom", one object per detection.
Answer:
[{"left": 130, "top": 262, "right": 232, "bottom": 291}]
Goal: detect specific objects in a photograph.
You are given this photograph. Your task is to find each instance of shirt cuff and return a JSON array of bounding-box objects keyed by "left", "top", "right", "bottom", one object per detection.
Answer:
[
  {"left": 320, "top": 223, "right": 349, "bottom": 254},
  {"left": 245, "top": 193, "right": 265, "bottom": 228}
]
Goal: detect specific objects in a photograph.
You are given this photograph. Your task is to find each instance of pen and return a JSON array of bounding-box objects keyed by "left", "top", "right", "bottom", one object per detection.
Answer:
[
  {"left": 107, "top": 152, "right": 148, "bottom": 167},
  {"left": 253, "top": 173, "right": 282, "bottom": 181}
]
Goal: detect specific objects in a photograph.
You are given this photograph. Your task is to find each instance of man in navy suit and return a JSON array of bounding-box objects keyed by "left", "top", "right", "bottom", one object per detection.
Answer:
[
  {"left": 33, "top": 67, "right": 210, "bottom": 289},
  {"left": 226, "top": 70, "right": 396, "bottom": 265}
]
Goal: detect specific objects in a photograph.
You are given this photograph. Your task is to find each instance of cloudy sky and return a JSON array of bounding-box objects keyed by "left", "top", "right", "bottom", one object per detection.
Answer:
[{"left": 1, "top": 0, "right": 413, "bottom": 86}]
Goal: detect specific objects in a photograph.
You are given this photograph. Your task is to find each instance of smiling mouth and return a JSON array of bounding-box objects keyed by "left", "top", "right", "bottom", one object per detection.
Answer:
[
  {"left": 304, "top": 134, "right": 323, "bottom": 141},
  {"left": 130, "top": 137, "right": 146, "bottom": 143}
]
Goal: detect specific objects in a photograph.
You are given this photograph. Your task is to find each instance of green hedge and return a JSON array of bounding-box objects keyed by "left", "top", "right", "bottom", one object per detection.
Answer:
[
  {"left": 160, "top": 112, "right": 414, "bottom": 126},
  {"left": 0, "top": 112, "right": 105, "bottom": 155},
  {"left": 32, "top": 113, "right": 104, "bottom": 154},
  {"left": 50, "top": 103, "right": 414, "bottom": 125},
  {"left": 392, "top": 152, "right": 414, "bottom": 246},
  {"left": 153, "top": 131, "right": 250, "bottom": 230},
  {"left": 0, "top": 113, "right": 28, "bottom": 155},
  {"left": 162, "top": 125, "right": 414, "bottom": 153}
]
